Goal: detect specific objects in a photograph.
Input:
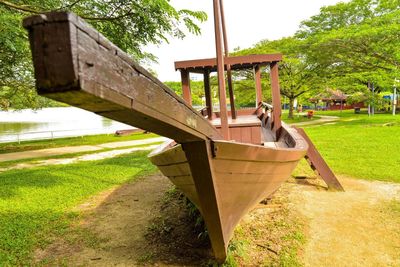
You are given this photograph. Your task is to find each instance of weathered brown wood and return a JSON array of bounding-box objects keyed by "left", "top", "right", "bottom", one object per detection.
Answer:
[
  {"left": 254, "top": 65, "right": 263, "bottom": 106},
  {"left": 182, "top": 140, "right": 227, "bottom": 262},
  {"left": 149, "top": 126, "right": 308, "bottom": 263},
  {"left": 213, "top": 0, "right": 230, "bottom": 140},
  {"left": 270, "top": 62, "right": 282, "bottom": 137},
  {"left": 293, "top": 127, "right": 344, "bottom": 191},
  {"left": 204, "top": 70, "right": 213, "bottom": 120},
  {"left": 181, "top": 69, "right": 192, "bottom": 105},
  {"left": 23, "top": 12, "right": 222, "bottom": 144},
  {"left": 175, "top": 54, "right": 283, "bottom": 73},
  {"left": 219, "top": 0, "right": 236, "bottom": 120}
]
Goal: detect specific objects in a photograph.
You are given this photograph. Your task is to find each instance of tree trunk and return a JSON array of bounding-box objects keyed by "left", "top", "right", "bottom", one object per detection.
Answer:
[{"left": 288, "top": 98, "right": 295, "bottom": 119}]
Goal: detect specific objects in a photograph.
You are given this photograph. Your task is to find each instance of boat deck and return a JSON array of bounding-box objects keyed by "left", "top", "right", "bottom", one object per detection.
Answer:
[
  {"left": 210, "top": 115, "right": 262, "bottom": 144},
  {"left": 210, "top": 115, "right": 261, "bottom": 127}
]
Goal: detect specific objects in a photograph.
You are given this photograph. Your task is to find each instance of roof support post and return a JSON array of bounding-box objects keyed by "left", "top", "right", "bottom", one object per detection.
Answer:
[
  {"left": 204, "top": 70, "right": 213, "bottom": 120},
  {"left": 254, "top": 65, "right": 262, "bottom": 106},
  {"left": 270, "top": 62, "right": 282, "bottom": 138},
  {"left": 213, "top": 0, "right": 230, "bottom": 140},
  {"left": 181, "top": 69, "right": 192, "bottom": 105}
]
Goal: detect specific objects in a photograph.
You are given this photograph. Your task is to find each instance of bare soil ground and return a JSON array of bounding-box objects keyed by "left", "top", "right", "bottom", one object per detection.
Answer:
[
  {"left": 291, "top": 176, "right": 400, "bottom": 267},
  {"left": 34, "top": 173, "right": 400, "bottom": 266}
]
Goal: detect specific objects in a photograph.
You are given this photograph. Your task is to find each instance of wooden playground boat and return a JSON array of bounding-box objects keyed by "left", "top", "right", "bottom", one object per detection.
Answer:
[{"left": 23, "top": 1, "right": 342, "bottom": 262}]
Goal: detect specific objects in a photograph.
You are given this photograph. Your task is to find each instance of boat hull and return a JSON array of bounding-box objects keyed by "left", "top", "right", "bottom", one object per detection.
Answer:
[{"left": 149, "top": 124, "right": 307, "bottom": 261}]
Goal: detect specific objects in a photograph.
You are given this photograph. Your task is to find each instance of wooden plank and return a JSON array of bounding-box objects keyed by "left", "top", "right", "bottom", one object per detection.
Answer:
[
  {"left": 254, "top": 65, "right": 263, "bottom": 106},
  {"left": 204, "top": 70, "right": 213, "bottom": 119},
  {"left": 293, "top": 127, "right": 344, "bottom": 191},
  {"left": 270, "top": 62, "right": 282, "bottom": 137},
  {"left": 23, "top": 12, "right": 222, "bottom": 144},
  {"left": 241, "top": 127, "right": 252, "bottom": 144},
  {"left": 213, "top": 0, "right": 230, "bottom": 140},
  {"left": 230, "top": 127, "right": 241, "bottom": 142},
  {"left": 174, "top": 54, "right": 283, "bottom": 72},
  {"left": 251, "top": 126, "right": 261, "bottom": 144},
  {"left": 181, "top": 69, "right": 192, "bottom": 105},
  {"left": 182, "top": 140, "right": 227, "bottom": 262}
]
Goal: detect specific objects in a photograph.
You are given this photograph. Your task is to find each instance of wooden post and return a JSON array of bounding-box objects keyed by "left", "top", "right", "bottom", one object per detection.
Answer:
[
  {"left": 181, "top": 69, "right": 192, "bottom": 105},
  {"left": 219, "top": 0, "right": 236, "bottom": 120},
  {"left": 204, "top": 70, "right": 213, "bottom": 120},
  {"left": 182, "top": 140, "right": 227, "bottom": 262},
  {"left": 254, "top": 65, "right": 262, "bottom": 106},
  {"left": 213, "top": 0, "right": 230, "bottom": 140},
  {"left": 270, "top": 62, "right": 282, "bottom": 137},
  {"left": 293, "top": 126, "right": 344, "bottom": 191}
]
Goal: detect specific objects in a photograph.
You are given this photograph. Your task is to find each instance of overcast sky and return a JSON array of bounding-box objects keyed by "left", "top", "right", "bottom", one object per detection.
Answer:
[{"left": 146, "top": 0, "right": 347, "bottom": 82}]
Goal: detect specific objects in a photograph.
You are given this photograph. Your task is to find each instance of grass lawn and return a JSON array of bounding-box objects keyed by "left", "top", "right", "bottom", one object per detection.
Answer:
[
  {"left": 303, "top": 111, "right": 400, "bottom": 182},
  {"left": 0, "top": 151, "right": 157, "bottom": 266},
  {"left": 0, "top": 132, "right": 158, "bottom": 154}
]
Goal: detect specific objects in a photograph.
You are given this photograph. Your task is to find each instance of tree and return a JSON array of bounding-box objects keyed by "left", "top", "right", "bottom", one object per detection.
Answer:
[
  {"left": 234, "top": 37, "right": 323, "bottom": 118},
  {"left": 297, "top": 0, "right": 400, "bottom": 96},
  {"left": 0, "top": 0, "right": 207, "bottom": 110}
]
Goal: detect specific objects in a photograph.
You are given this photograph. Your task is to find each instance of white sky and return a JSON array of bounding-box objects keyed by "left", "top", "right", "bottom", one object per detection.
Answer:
[{"left": 146, "top": 0, "right": 347, "bottom": 82}]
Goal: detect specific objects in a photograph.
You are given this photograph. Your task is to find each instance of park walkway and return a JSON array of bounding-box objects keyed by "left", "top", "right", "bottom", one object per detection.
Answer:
[
  {"left": 0, "top": 137, "right": 167, "bottom": 162},
  {"left": 291, "top": 115, "right": 339, "bottom": 127}
]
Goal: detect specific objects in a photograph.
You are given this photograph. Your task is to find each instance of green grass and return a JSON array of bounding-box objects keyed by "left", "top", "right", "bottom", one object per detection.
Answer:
[
  {"left": 304, "top": 112, "right": 400, "bottom": 182},
  {"left": 0, "top": 132, "right": 158, "bottom": 154},
  {"left": 0, "top": 151, "right": 157, "bottom": 266}
]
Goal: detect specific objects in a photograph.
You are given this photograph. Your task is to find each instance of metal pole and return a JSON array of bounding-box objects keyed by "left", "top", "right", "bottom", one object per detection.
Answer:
[
  {"left": 372, "top": 83, "right": 375, "bottom": 116},
  {"left": 213, "top": 0, "right": 230, "bottom": 140},
  {"left": 393, "top": 87, "right": 397, "bottom": 116}
]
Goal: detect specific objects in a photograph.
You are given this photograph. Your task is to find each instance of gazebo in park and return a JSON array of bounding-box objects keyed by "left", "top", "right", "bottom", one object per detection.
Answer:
[{"left": 310, "top": 89, "right": 364, "bottom": 111}]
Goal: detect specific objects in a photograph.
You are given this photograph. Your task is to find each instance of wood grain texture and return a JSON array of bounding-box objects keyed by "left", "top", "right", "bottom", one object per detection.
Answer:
[
  {"left": 23, "top": 12, "right": 222, "bottom": 143},
  {"left": 293, "top": 127, "right": 344, "bottom": 191}
]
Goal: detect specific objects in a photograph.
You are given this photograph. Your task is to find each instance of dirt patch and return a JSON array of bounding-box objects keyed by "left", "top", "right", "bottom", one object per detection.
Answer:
[
  {"left": 34, "top": 173, "right": 400, "bottom": 266},
  {"left": 290, "top": 176, "right": 400, "bottom": 267},
  {"left": 34, "top": 174, "right": 213, "bottom": 266}
]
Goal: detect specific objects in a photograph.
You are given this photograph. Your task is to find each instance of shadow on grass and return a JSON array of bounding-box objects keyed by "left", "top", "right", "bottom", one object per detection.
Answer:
[{"left": 0, "top": 151, "right": 157, "bottom": 266}]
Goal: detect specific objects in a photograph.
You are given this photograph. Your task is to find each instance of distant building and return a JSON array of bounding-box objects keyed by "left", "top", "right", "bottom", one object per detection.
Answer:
[{"left": 310, "top": 89, "right": 364, "bottom": 110}]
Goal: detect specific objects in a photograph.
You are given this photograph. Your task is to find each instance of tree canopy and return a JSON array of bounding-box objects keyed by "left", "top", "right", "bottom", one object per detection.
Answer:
[{"left": 0, "top": 0, "right": 207, "bottom": 110}]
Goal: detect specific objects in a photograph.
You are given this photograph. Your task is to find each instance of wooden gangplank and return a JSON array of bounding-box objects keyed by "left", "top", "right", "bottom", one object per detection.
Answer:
[
  {"left": 293, "top": 127, "right": 344, "bottom": 191},
  {"left": 23, "top": 12, "right": 222, "bottom": 144}
]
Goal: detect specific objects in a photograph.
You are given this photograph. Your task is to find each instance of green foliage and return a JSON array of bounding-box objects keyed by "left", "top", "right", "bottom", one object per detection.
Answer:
[
  {"left": 0, "top": 151, "right": 157, "bottom": 265},
  {"left": 234, "top": 37, "right": 324, "bottom": 117},
  {"left": 298, "top": 0, "right": 400, "bottom": 92},
  {"left": 0, "top": 0, "right": 207, "bottom": 110}
]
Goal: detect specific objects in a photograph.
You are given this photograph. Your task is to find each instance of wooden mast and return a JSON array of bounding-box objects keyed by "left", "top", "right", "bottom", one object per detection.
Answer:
[
  {"left": 213, "top": 0, "right": 230, "bottom": 140},
  {"left": 219, "top": 0, "right": 236, "bottom": 120}
]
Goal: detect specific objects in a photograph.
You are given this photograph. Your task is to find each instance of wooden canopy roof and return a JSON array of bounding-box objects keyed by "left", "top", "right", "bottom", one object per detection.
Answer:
[{"left": 175, "top": 54, "right": 282, "bottom": 73}]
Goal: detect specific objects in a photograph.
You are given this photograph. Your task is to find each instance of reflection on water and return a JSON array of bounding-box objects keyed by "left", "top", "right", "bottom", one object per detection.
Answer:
[{"left": 0, "top": 107, "right": 134, "bottom": 143}]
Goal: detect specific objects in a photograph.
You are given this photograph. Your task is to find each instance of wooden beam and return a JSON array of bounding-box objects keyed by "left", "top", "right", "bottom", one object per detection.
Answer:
[
  {"left": 270, "top": 62, "right": 282, "bottom": 137},
  {"left": 254, "top": 65, "right": 262, "bottom": 106},
  {"left": 174, "top": 54, "right": 283, "bottom": 72},
  {"left": 293, "top": 127, "right": 344, "bottom": 191},
  {"left": 213, "top": 0, "right": 230, "bottom": 140},
  {"left": 23, "top": 12, "right": 222, "bottom": 143},
  {"left": 219, "top": 0, "right": 236, "bottom": 120},
  {"left": 181, "top": 70, "right": 192, "bottom": 105},
  {"left": 204, "top": 70, "right": 213, "bottom": 120},
  {"left": 182, "top": 140, "right": 227, "bottom": 262}
]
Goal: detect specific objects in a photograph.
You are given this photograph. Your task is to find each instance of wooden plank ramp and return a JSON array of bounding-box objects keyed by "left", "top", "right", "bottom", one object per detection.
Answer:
[{"left": 293, "top": 126, "right": 344, "bottom": 191}]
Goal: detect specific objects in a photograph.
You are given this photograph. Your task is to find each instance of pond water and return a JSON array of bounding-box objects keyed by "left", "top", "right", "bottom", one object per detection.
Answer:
[{"left": 0, "top": 107, "right": 134, "bottom": 143}]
